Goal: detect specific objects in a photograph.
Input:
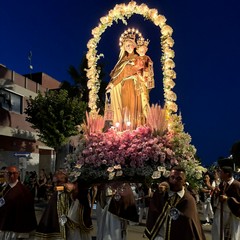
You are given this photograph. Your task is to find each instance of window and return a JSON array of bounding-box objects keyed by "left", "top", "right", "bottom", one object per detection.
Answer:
[{"left": 0, "top": 89, "right": 23, "bottom": 114}]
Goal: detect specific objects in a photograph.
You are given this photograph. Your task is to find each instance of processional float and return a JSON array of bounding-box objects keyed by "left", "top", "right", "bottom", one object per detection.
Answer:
[{"left": 66, "top": 1, "right": 206, "bottom": 190}]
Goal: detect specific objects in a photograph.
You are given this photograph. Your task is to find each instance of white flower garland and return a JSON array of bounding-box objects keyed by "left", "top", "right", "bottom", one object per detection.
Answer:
[{"left": 86, "top": 1, "right": 178, "bottom": 115}]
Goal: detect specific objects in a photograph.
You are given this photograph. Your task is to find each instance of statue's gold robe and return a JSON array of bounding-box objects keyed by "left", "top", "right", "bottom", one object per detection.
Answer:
[{"left": 110, "top": 52, "right": 147, "bottom": 128}]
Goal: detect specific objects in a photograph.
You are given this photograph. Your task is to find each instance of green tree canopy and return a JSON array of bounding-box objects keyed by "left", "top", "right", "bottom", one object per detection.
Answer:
[
  {"left": 60, "top": 54, "right": 108, "bottom": 114},
  {"left": 25, "top": 89, "right": 86, "bottom": 149}
]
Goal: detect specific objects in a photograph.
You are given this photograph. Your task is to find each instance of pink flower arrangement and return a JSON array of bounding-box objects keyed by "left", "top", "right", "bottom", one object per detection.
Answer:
[
  {"left": 67, "top": 126, "right": 178, "bottom": 183},
  {"left": 79, "top": 126, "right": 175, "bottom": 167},
  {"left": 66, "top": 115, "right": 203, "bottom": 190}
]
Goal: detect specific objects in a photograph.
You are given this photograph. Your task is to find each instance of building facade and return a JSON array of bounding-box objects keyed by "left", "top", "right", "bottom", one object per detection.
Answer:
[{"left": 0, "top": 64, "right": 61, "bottom": 180}]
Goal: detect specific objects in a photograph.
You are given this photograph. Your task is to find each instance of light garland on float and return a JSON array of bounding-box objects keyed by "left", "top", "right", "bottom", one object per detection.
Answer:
[{"left": 85, "top": 1, "right": 178, "bottom": 116}]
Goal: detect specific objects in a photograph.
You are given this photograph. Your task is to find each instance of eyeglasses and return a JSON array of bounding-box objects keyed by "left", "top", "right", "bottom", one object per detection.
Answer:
[{"left": 7, "top": 172, "right": 18, "bottom": 176}]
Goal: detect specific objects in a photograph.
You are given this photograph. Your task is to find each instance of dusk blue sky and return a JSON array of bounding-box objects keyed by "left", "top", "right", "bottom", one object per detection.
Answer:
[{"left": 1, "top": 0, "right": 240, "bottom": 166}]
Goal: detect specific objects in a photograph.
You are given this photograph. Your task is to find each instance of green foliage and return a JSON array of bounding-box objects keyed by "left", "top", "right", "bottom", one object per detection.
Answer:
[
  {"left": 170, "top": 114, "right": 196, "bottom": 161},
  {"left": 25, "top": 89, "right": 87, "bottom": 149},
  {"left": 169, "top": 114, "right": 207, "bottom": 190}
]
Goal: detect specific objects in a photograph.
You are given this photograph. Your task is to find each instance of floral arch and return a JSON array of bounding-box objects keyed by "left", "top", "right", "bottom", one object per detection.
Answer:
[{"left": 86, "top": 1, "right": 177, "bottom": 117}]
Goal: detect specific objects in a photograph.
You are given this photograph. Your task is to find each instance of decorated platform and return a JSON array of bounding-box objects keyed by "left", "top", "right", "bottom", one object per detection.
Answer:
[{"left": 65, "top": 1, "right": 206, "bottom": 190}]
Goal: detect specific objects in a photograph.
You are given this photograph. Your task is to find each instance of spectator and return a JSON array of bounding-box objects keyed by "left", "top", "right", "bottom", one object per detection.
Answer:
[
  {"left": 0, "top": 165, "right": 37, "bottom": 239},
  {"left": 37, "top": 169, "right": 47, "bottom": 202},
  {"left": 45, "top": 172, "right": 54, "bottom": 201},
  {"left": 211, "top": 169, "right": 221, "bottom": 212},
  {"left": 136, "top": 183, "right": 151, "bottom": 225},
  {"left": 199, "top": 172, "right": 214, "bottom": 225},
  {"left": 23, "top": 171, "right": 31, "bottom": 188},
  {"left": 29, "top": 171, "right": 37, "bottom": 199}
]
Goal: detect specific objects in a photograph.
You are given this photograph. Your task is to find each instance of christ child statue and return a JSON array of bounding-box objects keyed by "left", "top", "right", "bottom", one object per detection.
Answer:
[{"left": 136, "top": 38, "right": 154, "bottom": 90}]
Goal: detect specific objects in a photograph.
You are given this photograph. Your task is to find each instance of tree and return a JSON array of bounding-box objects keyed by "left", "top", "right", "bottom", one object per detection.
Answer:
[
  {"left": 25, "top": 89, "right": 87, "bottom": 168},
  {"left": 60, "top": 54, "right": 108, "bottom": 114}
]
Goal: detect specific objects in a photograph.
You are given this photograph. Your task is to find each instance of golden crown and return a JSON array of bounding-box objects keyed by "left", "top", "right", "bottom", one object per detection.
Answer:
[
  {"left": 137, "top": 37, "right": 150, "bottom": 47},
  {"left": 119, "top": 28, "right": 143, "bottom": 46}
]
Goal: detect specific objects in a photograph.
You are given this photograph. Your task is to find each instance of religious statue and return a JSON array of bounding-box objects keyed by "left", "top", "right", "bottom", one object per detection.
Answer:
[
  {"left": 136, "top": 37, "right": 154, "bottom": 120},
  {"left": 106, "top": 28, "right": 155, "bottom": 129}
]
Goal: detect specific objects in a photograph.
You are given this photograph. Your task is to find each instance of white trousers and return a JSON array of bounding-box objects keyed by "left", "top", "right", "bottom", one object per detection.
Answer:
[
  {"left": 96, "top": 200, "right": 127, "bottom": 240},
  {"left": 212, "top": 204, "right": 240, "bottom": 240},
  {"left": 139, "top": 207, "right": 149, "bottom": 223},
  {"left": 201, "top": 200, "right": 214, "bottom": 222}
]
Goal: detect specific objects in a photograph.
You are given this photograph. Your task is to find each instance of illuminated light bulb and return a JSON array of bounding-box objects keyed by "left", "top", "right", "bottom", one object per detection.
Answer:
[
  {"left": 115, "top": 122, "right": 120, "bottom": 128},
  {"left": 126, "top": 121, "right": 131, "bottom": 127}
]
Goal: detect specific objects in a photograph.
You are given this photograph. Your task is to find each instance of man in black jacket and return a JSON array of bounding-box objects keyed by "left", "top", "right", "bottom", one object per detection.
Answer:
[
  {"left": 211, "top": 165, "right": 240, "bottom": 240},
  {"left": 145, "top": 166, "right": 206, "bottom": 240},
  {"left": 0, "top": 165, "right": 37, "bottom": 239}
]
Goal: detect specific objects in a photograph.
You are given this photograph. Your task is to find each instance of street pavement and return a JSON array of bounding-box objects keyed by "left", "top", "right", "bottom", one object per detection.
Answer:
[{"left": 33, "top": 201, "right": 212, "bottom": 240}]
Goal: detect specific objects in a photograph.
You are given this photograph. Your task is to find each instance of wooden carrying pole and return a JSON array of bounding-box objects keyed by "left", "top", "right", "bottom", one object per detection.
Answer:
[
  {"left": 220, "top": 201, "right": 223, "bottom": 240},
  {"left": 220, "top": 182, "right": 228, "bottom": 240}
]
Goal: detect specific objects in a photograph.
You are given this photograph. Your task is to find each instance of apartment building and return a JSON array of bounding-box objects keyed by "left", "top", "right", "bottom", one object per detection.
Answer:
[{"left": 0, "top": 64, "right": 61, "bottom": 179}]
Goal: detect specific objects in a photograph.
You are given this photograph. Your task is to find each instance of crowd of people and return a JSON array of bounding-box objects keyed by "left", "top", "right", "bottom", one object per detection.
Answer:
[
  {"left": 0, "top": 163, "right": 240, "bottom": 239},
  {"left": 22, "top": 169, "right": 54, "bottom": 202}
]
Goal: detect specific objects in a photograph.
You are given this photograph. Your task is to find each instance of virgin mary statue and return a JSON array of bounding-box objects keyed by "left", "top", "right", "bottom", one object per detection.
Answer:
[{"left": 106, "top": 28, "right": 154, "bottom": 129}]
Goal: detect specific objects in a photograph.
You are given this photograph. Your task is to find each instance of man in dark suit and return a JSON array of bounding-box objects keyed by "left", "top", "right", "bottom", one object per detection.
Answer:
[
  {"left": 145, "top": 166, "right": 206, "bottom": 240},
  {"left": 211, "top": 164, "right": 240, "bottom": 240},
  {"left": 0, "top": 165, "right": 37, "bottom": 239}
]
